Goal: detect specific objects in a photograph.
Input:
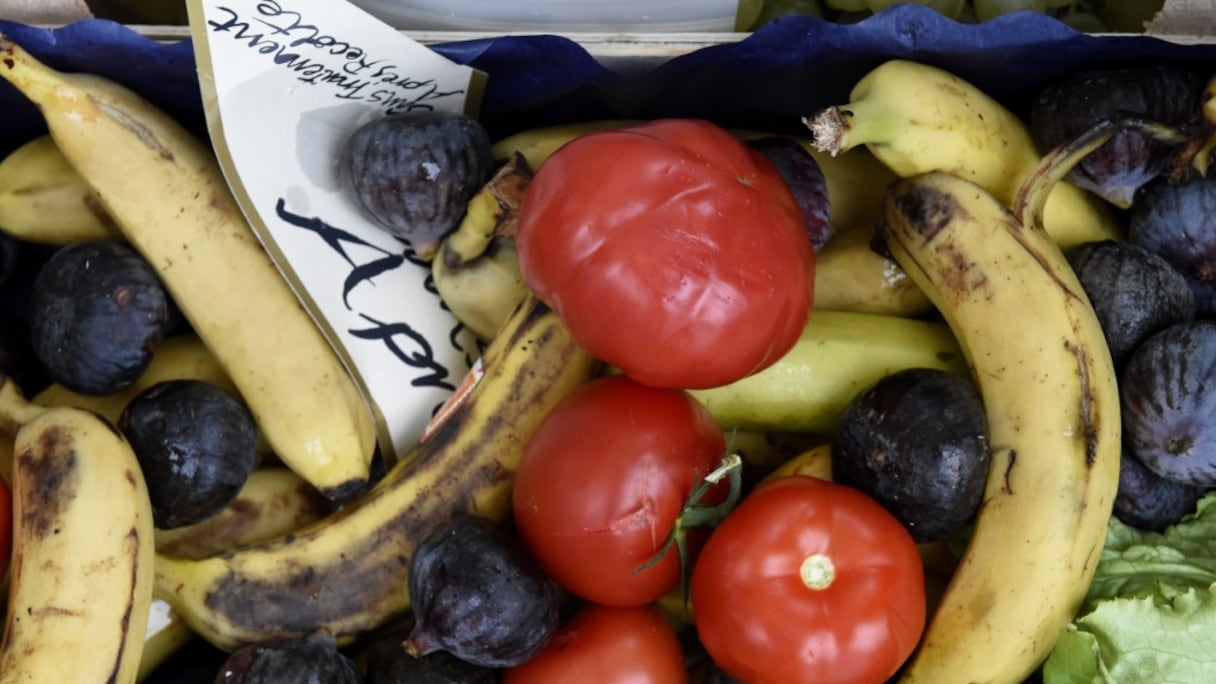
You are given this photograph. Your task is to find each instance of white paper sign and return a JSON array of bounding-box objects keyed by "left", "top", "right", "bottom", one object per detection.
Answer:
[{"left": 186, "top": 0, "right": 484, "bottom": 460}]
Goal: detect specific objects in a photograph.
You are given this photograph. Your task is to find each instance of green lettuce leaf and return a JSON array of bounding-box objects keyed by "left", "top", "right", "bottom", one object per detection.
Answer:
[{"left": 1043, "top": 491, "right": 1216, "bottom": 684}]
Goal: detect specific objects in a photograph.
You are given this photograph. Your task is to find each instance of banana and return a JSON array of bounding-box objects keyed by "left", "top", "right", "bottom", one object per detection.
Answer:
[
  {"left": 33, "top": 334, "right": 235, "bottom": 423},
  {"left": 140, "top": 467, "right": 335, "bottom": 678},
  {"left": 812, "top": 226, "right": 933, "bottom": 316},
  {"left": 878, "top": 168, "right": 1120, "bottom": 682},
  {"left": 0, "top": 377, "right": 154, "bottom": 684},
  {"left": 155, "top": 466, "right": 333, "bottom": 560},
  {"left": 152, "top": 296, "right": 597, "bottom": 651},
  {"left": 762, "top": 443, "right": 833, "bottom": 483},
  {"left": 139, "top": 598, "right": 193, "bottom": 682},
  {"left": 0, "top": 134, "right": 123, "bottom": 244},
  {"left": 432, "top": 154, "right": 531, "bottom": 339},
  {"left": 805, "top": 59, "right": 1122, "bottom": 247},
  {"left": 491, "top": 119, "right": 895, "bottom": 236},
  {"left": 0, "top": 36, "right": 377, "bottom": 500},
  {"left": 688, "top": 309, "right": 967, "bottom": 434},
  {"left": 32, "top": 334, "right": 276, "bottom": 460}
]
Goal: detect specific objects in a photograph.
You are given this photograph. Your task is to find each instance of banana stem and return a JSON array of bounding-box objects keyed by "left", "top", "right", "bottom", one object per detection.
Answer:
[
  {"left": 803, "top": 100, "right": 895, "bottom": 157},
  {"left": 1014, "top": 114, "right": 1193, "bottom": 232}
]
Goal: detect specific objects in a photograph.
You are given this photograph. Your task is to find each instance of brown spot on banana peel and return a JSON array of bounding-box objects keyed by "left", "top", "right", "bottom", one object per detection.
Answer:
[
  {"left": 108, "top": 527, "right": 143, "bottom": 684},
  {"left": 18, "top": 428, "right": 78, "bottom": 540}
]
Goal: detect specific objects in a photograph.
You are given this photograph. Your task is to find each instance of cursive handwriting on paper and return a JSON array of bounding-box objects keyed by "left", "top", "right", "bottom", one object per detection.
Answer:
[{"left": 205, "top": 1, "right": 466, "bottom": 114}]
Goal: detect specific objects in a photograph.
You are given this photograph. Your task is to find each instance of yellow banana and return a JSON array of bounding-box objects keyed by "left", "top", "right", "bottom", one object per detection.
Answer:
[
  {"left": 0, "top": 36, "right": 377, "bottom": 500},
  {"left": 432, "top": 154, "right": 531, "bottom": 340},
  {"left": 0, "top": 377, "right": 154, "bottom": 684},
  {"left": 155, "top": 466, "right": 333, "bottom": 560},
  {"left": 141, "top": 467, "right": 335, "bottom": 678},
  {"left": 152, "top": 296, "right": 597, "bottom": 651},
  {"left": 688, "top": 309, "right": 967, "bottom": 434},
  {"left": 32, "top": 334, "right": 276, "bottom": 460},
  {"left": 0, "top": 134, "right": 123, "bottom": 244},
  {"left": 33, "top": 334, "right": 235, "bottom": 423},
  {"left": 806, "top": 59, "right": 1122, "bottom": 247},
  {"left": 812, "top": 226, "right": 933, "bottom": 316},
  {"left": 140, "top": 599, "right": 193, "bottom": 682},
  {"left": 763, "top": 443, "right": 834, "bottom": 482},
  {"left": 491, "top": 119, "right": 895, "bottom": 236},
  {"left": 878, "top": 169, "right": 1120, "bottom": 682}
]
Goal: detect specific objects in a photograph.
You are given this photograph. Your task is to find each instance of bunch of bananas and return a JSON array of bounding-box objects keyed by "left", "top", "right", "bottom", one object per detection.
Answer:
[{"left": 0, "top": 28, "right": 1180, "bottom": 684}]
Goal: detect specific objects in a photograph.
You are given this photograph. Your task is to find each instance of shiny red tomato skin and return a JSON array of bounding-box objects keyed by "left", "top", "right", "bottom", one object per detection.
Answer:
[
  {"left": 516, "top": 118, "right": 815, "bottom": 390},
  {"left": 501, "top": 604, "right": 687, "bottom": 684},
  {"left": 512, "top": 374, "right": 726, "bottom": 607},
  {"left": 691, "top": 475, "right": 926, "bottom": 684}
]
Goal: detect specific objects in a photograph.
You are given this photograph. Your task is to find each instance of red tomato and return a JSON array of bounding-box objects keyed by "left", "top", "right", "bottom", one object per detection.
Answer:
[
  {"left": 512, "top": 374, "right": 727, "bottom": 607},
  {"left": 516, "top": 118, "right": 815, "bottom": 390},
  {"left": 502, "top": 604, "right": 687, "bottom": 684},
  {"left": 691, "top": 475, "right": 926, "bottom": 684}
]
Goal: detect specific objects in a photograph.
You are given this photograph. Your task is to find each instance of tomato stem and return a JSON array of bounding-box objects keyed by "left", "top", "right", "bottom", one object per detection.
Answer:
[
  {"left": 632, "top": 452, "right": 744, "bottom": 615},
  {"left": 799, "top": 553, "right": 835, "bottom": 591}
]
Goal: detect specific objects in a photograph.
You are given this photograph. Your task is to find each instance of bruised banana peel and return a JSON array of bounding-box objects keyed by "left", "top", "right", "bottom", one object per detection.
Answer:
[
  {"left": 0, "top": 378, "right": 154, "bottom": 684},
  {"left": 153, "top": 296, "right": 598, "bottom": 651}
]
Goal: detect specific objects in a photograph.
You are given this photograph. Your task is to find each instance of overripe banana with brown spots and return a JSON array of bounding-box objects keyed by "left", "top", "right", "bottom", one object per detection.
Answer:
[
  {"left": 0, "top": 378, "right": 154, "bottom": 684},
  {"left": 879, "top": 164, "right": 1120, "bottom": 682},
  {"left": 152, "top": 296, "right": 597, "bottom": 651}
]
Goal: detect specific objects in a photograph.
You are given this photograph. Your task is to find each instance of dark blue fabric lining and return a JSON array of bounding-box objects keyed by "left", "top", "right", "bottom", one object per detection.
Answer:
[{"left": 4, "top": 4, "right": 1216, "bottom": 157}]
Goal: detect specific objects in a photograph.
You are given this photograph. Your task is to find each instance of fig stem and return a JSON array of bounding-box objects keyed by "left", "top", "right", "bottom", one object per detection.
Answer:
[{"left": 1014, "top": 114, "right": 1193, "bottom": 233}]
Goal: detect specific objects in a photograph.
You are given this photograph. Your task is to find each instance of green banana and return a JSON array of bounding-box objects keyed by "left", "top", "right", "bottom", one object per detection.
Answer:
[
  {"left": 0, "top": 377, "right": 154, "bottom": 684},
  {"left": 878, "top": 157, "right": 1120, "bottom": 679},
  {"left": 0, "top": 35, "right": 377, "bottom": 501},
  {"left": 688, "top": 309, "right": 967, "bottom": 434},
  {"left": 152, "top": 296, "right": 597, "bottom": 651},
  {"left": 0, "top": 134, "right": 123, "bottom": 244},
  {"left": 806, "top": 59, "right": 1123, "bottom": 247}
]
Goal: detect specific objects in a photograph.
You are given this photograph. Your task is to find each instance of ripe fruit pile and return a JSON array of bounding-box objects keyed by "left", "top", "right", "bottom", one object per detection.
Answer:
[{"left": 1, "top": 22, "right": 1215, "bottom": 684}]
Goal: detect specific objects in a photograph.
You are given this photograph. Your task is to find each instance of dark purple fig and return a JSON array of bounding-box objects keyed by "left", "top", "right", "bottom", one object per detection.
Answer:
[
  {"left": 29, "top": 240, "right": 169, "bottom": 395},
  {"left": 212, "top": 632, "right": 361, "bottom": 684},
  {"left": 747, "top": 136, "right": 833, "bottom": 253},
  {"left": 1129, "top": 174, "right": 1216, "bottom": 316},
  {"left": 120, "top": 379, "right": 259, "bottom": 529},
  {"left": 341, "top": 111, "right": 493, "bottom": 259},
  {"left": 1064, "top": 239, "right": 1195, "bottom": 369},
  {"left": 364, "top": 620, "right": 496, "bottom": 684},
  {"left": 831, "top": 368, "right": 989, "bottom": 543},
  {"left": 1121, "top": 321, "right": 1216, "bottom": 488},
  {"left": 1114, "top": 444, "right": 1207, "bottom": 533},
  {"left": 406, "top": 513, "right": 560, "bottom": 668},
  {"left": 1030, "top": 65, "right": 1204, "bottom": 208}
]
